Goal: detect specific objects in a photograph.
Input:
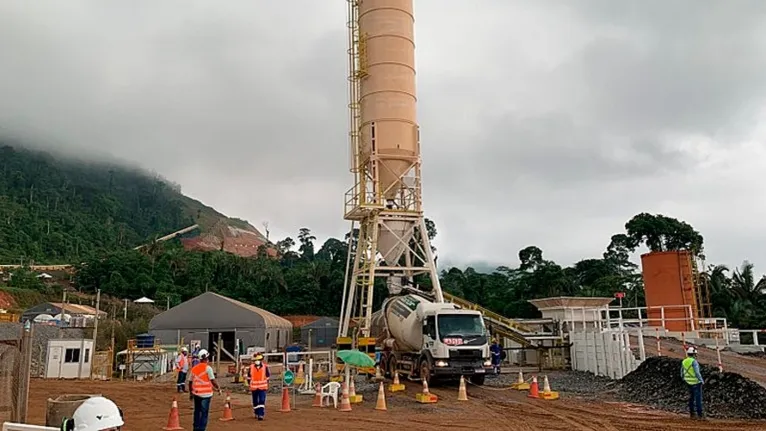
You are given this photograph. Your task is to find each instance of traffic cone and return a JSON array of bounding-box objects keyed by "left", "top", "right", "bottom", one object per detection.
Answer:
[
  {"left": 389, "top": 371, "right": 405, "bottom": 392},
  {"left": 279, "top": 387, "right": 291, "bottom": 412},
  {"left": 296, "top": 363, "right": 305, "bottom": 384},
  {"left": 375, "top": 382, "right": 387, "bottom": 411},
  {"left": 416, "top": 379, "right": 438, "bottom": 403},
  {"left": 349, "top": 376, "right": 363, "bottom": 403},
  {"left": 219, "top": 393, "right": 235, "bottom": 421},
  {"left": 162, "top": 397, "right": 183, "bottom": 430},
  {"left": 312, "top": 382, "right": 322, "bottom": 407},
  {"left": 339, "top": 382, "right": 352, "bottom": 412},
  {"left": 540, "top": 375, "right": 560, "bottom": 400},
  {"left": 512, "top": 370, "right": 530, "bottom": 390},
  {"left": 528, "top": 375, "right": 539, "bottom": 398},
  {"left": 457, "top": 376, "right": 468, "bottom": 401}
]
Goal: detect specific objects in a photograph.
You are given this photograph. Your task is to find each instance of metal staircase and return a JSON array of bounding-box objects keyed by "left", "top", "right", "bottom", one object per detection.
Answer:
[{"left": 442, "top": 292, "right": 560, "bottom": 347}]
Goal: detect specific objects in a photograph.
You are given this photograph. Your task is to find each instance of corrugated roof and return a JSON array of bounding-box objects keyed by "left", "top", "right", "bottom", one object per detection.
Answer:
[
  {"left": 50, "top": 303, "right": 107, "bottom": 316},
  {"left": 210, "top": 293, "right": 291, "bottom": 328}
]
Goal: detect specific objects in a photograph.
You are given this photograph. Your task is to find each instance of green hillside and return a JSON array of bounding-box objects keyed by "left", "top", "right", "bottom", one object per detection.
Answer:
[{"left": 0, "top": 144, "right": 246, "bottom": 263}]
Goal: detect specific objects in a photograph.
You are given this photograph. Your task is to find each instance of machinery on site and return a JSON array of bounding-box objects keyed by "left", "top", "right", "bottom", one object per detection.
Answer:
[
  {"left": 335, "top": 0, "right": 493, "bottom": 385},
  {"left": 371, "top": 294, "right": 491, "bottom": 385}
]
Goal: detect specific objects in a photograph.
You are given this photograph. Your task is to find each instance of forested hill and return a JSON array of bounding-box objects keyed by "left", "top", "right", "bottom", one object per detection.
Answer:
[{"left": 0, "top": 144, "right": 254, "bottom": 263}]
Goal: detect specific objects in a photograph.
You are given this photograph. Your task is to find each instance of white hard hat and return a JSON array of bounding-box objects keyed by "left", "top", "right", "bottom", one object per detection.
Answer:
[
  {"left": 686, "top": 347, "right": 697, "bottom": 355},
  {"left": 181, "top": 346, "right": 188, "bottom": 352},
  {"left": 198, "top": 348, "right": 209, "bottom": 359},
  {"left": 71, "top": 396, "right": 124, "bottom": 430}
]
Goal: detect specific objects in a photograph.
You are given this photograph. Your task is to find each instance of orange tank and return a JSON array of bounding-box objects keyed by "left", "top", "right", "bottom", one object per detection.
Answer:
[
  {"left": 358, "top": 0, "right": 417, "bottom": 199},
  {"left": 640, "top": 251, "right": 699, "bottom": 332}
]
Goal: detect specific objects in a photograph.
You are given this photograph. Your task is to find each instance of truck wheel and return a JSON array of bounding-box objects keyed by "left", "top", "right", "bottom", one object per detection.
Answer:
[
  {"left": 470, "top": 374, "right": 485, "bottom": 386},
  {"left": 387, "top": 357, "right": 397, "bottom": 379},
  {"left": 419, "top": 358, "right": 432, "bottom": 386}
]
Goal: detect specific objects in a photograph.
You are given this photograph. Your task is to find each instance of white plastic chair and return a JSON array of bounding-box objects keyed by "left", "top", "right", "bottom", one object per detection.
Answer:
[{"left": 320, "top": 381, "right": 341, "bottom": 408}]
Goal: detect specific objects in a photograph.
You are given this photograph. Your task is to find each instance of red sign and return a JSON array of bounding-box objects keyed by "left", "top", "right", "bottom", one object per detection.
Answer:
[
  {"left": 614, "top": 292, "right": 625, "bottom": 299},
  {"left": 443, "top": 338, "right": 463, "bottom": 346}
]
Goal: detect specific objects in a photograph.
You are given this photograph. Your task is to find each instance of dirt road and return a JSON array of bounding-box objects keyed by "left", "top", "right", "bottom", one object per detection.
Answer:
[{"left": 23, "top": 378, "right": 766, "bottom": 430}]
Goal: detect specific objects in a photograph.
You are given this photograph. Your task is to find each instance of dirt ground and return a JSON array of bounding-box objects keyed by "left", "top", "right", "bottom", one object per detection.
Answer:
[
  {"left": 634, "top": 335, "right": 766, "bottom": 387},
  {"left": 24, "top": 378, "right": 766, "bottom": 430}
]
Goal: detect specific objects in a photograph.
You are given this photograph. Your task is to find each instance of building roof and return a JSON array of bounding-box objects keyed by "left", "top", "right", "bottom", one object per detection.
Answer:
[
  {"left": 149, "top": 291, "right": 291, "bottom": 331},
  {"left": 48, "top": 303, "right": 107, "bottom": 316},
  {"left": 301, "top": 316, "right": 340, "bottom": 329},
  {"left": 283, "top": 315, "right": 322, "bottom": 327},
  {"left": 214, "top": 293, "right": 290, "bottom": 328}
]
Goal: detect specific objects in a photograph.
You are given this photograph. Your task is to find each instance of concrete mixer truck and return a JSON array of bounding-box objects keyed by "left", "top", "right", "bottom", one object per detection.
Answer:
[{"left": 371, "top": 293, "right": 492, "bottom": 385}]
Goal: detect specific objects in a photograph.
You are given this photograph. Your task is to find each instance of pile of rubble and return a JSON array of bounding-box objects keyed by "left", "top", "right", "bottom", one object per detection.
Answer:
[{"left": 620, "top": 356, "right": 766, "bottom": 419}]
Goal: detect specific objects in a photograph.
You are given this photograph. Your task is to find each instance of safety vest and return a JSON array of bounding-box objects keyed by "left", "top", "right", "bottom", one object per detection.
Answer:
[
  {"left": 682, "top": 357, "right": 700, "bottom": 385},
  {"left": 249, "top": 364, "right": 268, "bottom": 391},
  {"left": 176, "top": 355, "right": 187, "bottom": 372},
  {"left": 191, "top": 363, "right": 214, "bottom": 396}
]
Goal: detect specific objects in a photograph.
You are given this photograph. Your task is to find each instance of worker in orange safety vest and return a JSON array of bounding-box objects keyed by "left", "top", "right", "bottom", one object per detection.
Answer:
[
  {"left": 175, "top": 346, "right": 189, "bottom": 393},
  {"left": 248, "top": 353, "right": 270, "bottom": 420},
  {"left": 188, "top": 349, "right": 221, "bottom": 431}
]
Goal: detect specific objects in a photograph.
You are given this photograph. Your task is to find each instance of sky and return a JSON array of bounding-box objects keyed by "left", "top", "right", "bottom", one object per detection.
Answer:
[{"left": 1, "top": 1, "right": 766, "bottom": 271}]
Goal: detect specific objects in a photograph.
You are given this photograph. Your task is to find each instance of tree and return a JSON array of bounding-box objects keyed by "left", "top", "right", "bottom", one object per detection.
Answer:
[{"left": 622, "top": 213, "right": 704, "bottom": 255}]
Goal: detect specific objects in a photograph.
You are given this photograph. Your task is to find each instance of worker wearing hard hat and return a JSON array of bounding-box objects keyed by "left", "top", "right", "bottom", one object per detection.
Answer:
[
  {"left": 248, "top": 353, "right": 271, "bottom": 420},
  {"left": 188, "top": 348, "right": 222, "bottom": 431},
  {"left": 60, "top": 396, "right": 124, "bottom": 430},
  {"left": 681, "top": 346, "right": 705, "bottom": 419},
  {"left": 175, "top": 347, "right": 189, "bottom": 393}
]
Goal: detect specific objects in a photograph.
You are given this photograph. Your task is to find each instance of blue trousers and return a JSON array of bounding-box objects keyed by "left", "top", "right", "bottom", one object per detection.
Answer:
[
  {"left": 176, "top": 371, "right": 187, "bottom": 392},
  {"left": 252, "top": 389, "right": 267, "bottom": 419},
  {"left": 192, "top": 395, "right": 211, "bottom": 431},
  {"left": 688, "top": 383, "right": 703, "bottom": 417}
]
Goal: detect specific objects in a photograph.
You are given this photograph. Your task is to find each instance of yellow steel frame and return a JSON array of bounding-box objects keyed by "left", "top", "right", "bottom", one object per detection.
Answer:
[{"left": 338, "top": 0, "right": 442, "bottom": 346}]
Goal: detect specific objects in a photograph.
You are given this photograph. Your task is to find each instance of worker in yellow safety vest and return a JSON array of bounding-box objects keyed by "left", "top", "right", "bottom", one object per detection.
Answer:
[
  {"left": 248, "top": 353, "right": 271, "bottom": 420},
  {"left": 188, "top": 349, "right": 221, "bottom": 431},
  {"left": 680, "top": 346, "right": 705, "bottom": 419}
]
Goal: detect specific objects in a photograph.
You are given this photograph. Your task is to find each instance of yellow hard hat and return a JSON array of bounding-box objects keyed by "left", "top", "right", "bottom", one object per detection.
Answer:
[{"left": 253, "top": 353, "right": 264, "bottom": 361}]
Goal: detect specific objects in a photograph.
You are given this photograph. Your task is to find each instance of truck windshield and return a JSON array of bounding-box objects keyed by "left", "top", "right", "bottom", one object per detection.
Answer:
[{"left": 437, "top": 314, "right": 485, "bottom": 338}]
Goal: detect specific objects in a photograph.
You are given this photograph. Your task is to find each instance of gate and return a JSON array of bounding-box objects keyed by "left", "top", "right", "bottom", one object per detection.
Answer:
[
  {"left": 91, "top": 349, "right": 113, "bottom": 381},
  {"left": 0, "top": 343, "right": 21, "bottom": 423}
]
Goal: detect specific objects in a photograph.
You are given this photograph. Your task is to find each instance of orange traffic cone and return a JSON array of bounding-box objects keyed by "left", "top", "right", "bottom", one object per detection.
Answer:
[
  {"left": 541, "top": 375, "right": 560, "bottom": 400},
  {"left": 312, "top": 382, "right": 322, "bottom": 407},
  {"left": 219, "top": 393, "right": 234, "bottom": 421},
  {"left": 162, "top": 397, "right": 183, "bottom": 430},
  {"left": 457, "top": 376, "right": 468, "bottom": 401},
  {"left": 375, "top": 382, "right": 387, "bottom": 411},
  {"left": 338, "top": 382, "right": 352, "bottom": 412},
  {"left": 349, "top": 377, "right": 357, "bottom": 397},
  {"left": 528, "top": 375, "right": 539, "bottom": 398},
  {"left": 296, "top": 363, "right": 305, "bottom": 383},
  {"left": 416, "top": 379, "right": 438, "bottom": 403},
  {"left": 279, "top": 387, "right": 291, "bottom": 412}
]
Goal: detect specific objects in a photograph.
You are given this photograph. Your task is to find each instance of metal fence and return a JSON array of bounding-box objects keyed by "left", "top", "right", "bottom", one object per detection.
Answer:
[{"left": 0, "top": 343, "right": 21, "bottom": 423}]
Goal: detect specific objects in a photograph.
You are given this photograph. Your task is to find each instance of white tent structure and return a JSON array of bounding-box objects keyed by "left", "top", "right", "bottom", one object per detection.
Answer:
[{"left": 134, "top": 297, "right": 155, "bottom": 304}]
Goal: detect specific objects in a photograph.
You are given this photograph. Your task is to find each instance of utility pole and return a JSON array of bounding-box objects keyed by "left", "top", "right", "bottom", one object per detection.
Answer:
[
  {"left": 166, "top": 296, "right": 170, "bottom": 311},
  {"left": 15, "top": 321, "right": 33, "bottom": 422},
  {"left": 93, "top": 289, "right": 101, "bottom": 351},
  {"left": 123, "top": 298, "right": 128, "bottom": 320}
]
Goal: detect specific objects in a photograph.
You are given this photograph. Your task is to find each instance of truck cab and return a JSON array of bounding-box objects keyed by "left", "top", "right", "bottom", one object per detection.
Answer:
[{"left": 420, "top": 308, "right": 491, "bottom": 385}]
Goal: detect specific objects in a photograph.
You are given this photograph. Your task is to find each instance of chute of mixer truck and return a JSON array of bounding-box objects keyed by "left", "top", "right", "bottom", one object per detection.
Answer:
[{"left": 371, "top": 293, "right": 492, "bottom": 385}]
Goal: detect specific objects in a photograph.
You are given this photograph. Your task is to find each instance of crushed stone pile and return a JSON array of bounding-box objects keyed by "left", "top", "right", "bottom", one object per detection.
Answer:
[{"left": 620, "top": 356, "right": 766, "bottom": 419}]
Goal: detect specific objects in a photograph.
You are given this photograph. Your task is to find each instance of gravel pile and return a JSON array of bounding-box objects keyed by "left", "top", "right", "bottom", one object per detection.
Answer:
[{"left": 620, "top": 356, "right": 766, "bottom": 419}]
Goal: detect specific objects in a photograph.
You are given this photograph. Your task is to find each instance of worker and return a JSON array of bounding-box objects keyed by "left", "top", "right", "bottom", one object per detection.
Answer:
[
  {"left": 490, "top": 339, "right": 502, "bottom": 374},
  {"left": 60, "top": 396, "right": 124, "bottom": 430},
  {"left": 248, "top": 353, "right": 271, "bottom": 420},
  {"left": 188, "top": 349, "right": 222, "bottom": 431},
  {"left": 681, "top": 346, "right": 705, "bottom": 419},
  {"left": 175, "top": 346, "right": 189, "bottom": 393}
]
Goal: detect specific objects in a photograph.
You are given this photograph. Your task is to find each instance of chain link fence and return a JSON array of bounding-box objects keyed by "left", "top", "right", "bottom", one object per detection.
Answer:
[{"left": 0, "top": 342, "right": 21, "bottom": 423}]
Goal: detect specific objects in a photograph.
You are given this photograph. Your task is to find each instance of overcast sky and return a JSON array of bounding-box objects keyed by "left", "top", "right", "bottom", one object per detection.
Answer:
[{"left": 1, "top": 1, "right": 766, "bottom": 272}]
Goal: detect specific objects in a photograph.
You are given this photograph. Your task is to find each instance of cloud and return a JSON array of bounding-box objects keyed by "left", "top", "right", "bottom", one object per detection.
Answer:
[{"left": 1, "top": 1, "right": 766, "bottom": 273}]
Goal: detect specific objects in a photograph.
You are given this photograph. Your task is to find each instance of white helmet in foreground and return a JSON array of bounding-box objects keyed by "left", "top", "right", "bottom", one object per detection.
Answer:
[
  {"left": 686, "top": 347, "right": 697, "bottom": 355},
  {"left": 64, "top": 396, "right": 124, "bottom": 430},
  {"left": 198, "top": 348, "right": 209, "bottom": 359}
]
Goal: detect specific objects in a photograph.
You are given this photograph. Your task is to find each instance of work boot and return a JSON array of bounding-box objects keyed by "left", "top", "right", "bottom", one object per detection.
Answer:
[{"left": 689, "top": 413, "right": 696, "bottom": 419}]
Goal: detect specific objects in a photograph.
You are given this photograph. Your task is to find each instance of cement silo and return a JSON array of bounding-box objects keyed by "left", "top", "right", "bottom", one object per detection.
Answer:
[{"left": 339, "top": 0, "right": 444, "bottom": 344}]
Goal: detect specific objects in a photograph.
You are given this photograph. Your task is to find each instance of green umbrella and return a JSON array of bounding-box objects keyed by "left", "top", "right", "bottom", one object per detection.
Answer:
[{"left": 336, "top": 349, "right": 375, "bottom": 368}]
